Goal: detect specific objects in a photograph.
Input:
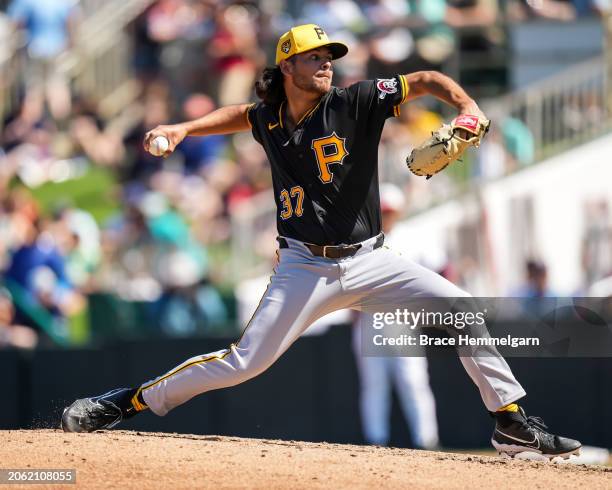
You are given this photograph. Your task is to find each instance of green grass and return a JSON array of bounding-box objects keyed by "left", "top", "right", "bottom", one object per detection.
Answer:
[{"left": 29, "top": 165, "right": 119, "bottom": 225}]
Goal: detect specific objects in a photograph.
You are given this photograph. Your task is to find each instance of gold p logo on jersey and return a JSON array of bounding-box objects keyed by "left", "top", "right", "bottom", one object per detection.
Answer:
[{"left": 311, "top": 132, "right": 349, "bottom": 184}]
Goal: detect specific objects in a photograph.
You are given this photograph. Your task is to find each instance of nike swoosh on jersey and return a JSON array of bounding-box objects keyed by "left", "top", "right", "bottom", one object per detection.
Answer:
[
  {"left": 268, "top": 122, "right": 279, "bottom": 130},
  {"left": 495, "top": 428, "right": 540, "bottom": 448}
]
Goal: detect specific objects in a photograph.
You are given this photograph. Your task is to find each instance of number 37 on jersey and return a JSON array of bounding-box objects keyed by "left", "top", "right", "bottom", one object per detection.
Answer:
[{"left": 278, "top": 132, "right": 349, "bottom": 219}]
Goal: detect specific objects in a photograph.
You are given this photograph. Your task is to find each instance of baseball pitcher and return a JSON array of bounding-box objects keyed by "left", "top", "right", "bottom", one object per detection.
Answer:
[{"left": 62, "top": 24, "right": 580, "bottom": 460}]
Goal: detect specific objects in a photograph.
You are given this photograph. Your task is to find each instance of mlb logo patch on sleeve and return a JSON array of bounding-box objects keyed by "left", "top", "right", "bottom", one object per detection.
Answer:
[{"left": 376, "top": 78, "right": 398, "bottom": 99}]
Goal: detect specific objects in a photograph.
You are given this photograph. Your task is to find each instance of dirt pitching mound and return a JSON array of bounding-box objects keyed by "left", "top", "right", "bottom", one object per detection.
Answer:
[{"left": 1, "top": 430, "right": 610, "bottom": 489}]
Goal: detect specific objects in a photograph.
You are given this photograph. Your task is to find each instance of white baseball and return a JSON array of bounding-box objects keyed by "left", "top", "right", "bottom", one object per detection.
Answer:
[{"left": 149, "top": 135, "right": 169, "bottom": 156}]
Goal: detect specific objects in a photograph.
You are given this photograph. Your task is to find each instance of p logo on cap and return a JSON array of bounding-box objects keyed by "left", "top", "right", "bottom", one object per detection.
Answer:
[{"left": 275, "top": 24, "right": 349, "bottom": 65}]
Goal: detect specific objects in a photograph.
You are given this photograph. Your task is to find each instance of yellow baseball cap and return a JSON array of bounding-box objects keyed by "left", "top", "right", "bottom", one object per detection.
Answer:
[{"left": 275, "top": 24, "right": 349, "bottom": 65}]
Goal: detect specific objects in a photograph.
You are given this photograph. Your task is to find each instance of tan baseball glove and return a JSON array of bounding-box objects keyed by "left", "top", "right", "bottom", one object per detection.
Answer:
[{"left": 406, "top": 114, "right": 490, "bottom": 180}]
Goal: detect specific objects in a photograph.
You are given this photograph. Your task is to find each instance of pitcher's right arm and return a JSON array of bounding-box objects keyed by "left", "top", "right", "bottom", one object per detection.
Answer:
[{"left": 143, "top": 103, "right": 252, "bottom": 157}]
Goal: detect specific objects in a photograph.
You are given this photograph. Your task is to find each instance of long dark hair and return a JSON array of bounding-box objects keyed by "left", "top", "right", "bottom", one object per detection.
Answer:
[{"left": 255, "top": 66, "right": 286, "bottom": 106}]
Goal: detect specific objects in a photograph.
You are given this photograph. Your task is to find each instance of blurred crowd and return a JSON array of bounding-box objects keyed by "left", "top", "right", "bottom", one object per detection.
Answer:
[{"left": 0, "top": 0, "right": 610, "bottom": 348}]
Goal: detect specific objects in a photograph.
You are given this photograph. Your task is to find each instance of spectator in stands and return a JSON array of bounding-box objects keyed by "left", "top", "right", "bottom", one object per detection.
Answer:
[
  {"left": 515, "top": 259, "right": 556, "bottom": 298},
  {"left": 0, "top": 190, "right": 40, "bottom": 270},
  {"left": 475, "top": 122, "right": 507, "bottom": 181},
  {"left": 300, "top": 0, "right": 367, "bottom": 34},
  {"left": 445, "top": 0, "right": 499, "bottom": 27},
  {"left": 4, "top": 122, "right": 56, "bottom": 188},
  {"left": 147, "top": 191, "right": 229, "bottom": 335},
  {"left": 3, "top": 217, "right": 85, "bottom": 335},
  {"left": 7, "top": 0, "right": 80, "bottom": 121},
  {"left": 51, "top": 204, "right": 101, "bottom": 291},
  {"left": 509, "top": 0, "right": 576, "bottom": 20},
  {"left": 97, "top": 195, "right": 166, "bottom": 302},
  {"left": 0, "top": 287, "right": 38, "bottom": 349},
  {"left": 398, "top": 1, "right": 454, "bottom": 72},
  {"left": 176, "top": 94, "right": 227, "bottom": 175},
  {"left": 122, "top": 82, "right": 172, "bottom": 186},
  {"left": 510, "top": 259, "right": 562, "bottom": 318},
  {"left": 155, "top": 258, "right": 229, "bottom": 336},
  {"left": 392, "top": 103, "right": 449, "bottom": 211},
  {"left": 225, "top": 132, "right": 272, "bottom": 208},
  {"left": 1, "top": 92, "right": 44, "bottom": 156},
  {"left": 352, "top": 184, "right": 439, "bottom": 449},
  {"left": 208, "top": 3, "right": 262, "bottom": 106},
  {"left": 501, "top": 116, "right": 535, "bottom": 167},
  {"left": 359, "top": 0, "right": 407, "bottom": 28},
  {"left": 143, "top": 0, "right": 216, "bottom": 97},
  {"left": 445, "top": 0, "right": 504, "bottom": 62},
  {"left": 581, "top": 200, "right": 612, "bottom": 287},
  {"left": 97, "top": 191, "right": 227, "bottom": 335},
  {"left": 69, "top": 97, "right": 126, "bottom": 167},
  {"left": 401, "top": 101, "right": 444, "bottom": 145}
]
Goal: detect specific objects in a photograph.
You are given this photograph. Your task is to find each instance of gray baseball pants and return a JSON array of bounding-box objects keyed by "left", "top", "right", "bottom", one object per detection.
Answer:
[{"left": 141, "top": 235, "right": 526, "bottom": 415}]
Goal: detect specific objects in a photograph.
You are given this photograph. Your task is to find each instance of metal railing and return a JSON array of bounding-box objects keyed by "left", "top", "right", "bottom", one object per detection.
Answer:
[
  {"left": 59, "top": 0, "right": 155, "bottom": 116},
  {"left": 487, "top": 56, "right": 610, "bottom": 164},
  {"left": 0, "top": 0, "right": 154, "bottom": 128}
]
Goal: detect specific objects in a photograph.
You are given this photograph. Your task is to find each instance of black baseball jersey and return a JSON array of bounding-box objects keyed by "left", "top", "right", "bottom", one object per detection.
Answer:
[{"left": 247, "top": 74, "right": 409, "bottom": 245}]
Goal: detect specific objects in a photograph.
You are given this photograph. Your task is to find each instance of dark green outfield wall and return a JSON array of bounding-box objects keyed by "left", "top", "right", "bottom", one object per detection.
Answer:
[{"left": 3, "top": 325, "right": 612, "bottom": 449}]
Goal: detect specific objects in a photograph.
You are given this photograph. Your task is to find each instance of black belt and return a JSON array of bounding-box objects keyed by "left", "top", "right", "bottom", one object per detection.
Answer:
[{"left": 277, "top": 233, "right": 384, "bottom": 259}]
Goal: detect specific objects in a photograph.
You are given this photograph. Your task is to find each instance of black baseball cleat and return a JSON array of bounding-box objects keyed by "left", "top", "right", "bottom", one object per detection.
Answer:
[
  {"left": 61, "top": 388, "right": 142, "bottom": 433},
  {"left": 491, "top": 407, "right": 581, "bottom": 461}
]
